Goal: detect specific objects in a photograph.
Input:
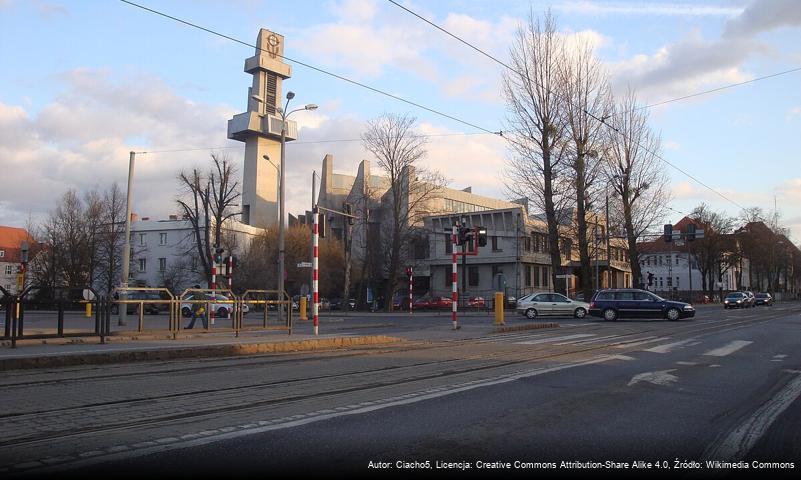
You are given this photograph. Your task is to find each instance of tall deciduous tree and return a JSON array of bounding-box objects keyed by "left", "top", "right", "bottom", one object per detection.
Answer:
[
  {"left": 361, "top": 113, "right": 446, "bottom": 311},
  {"left": 177, "top": 154, "right": 241, "bottom": 286},
  {"left": 503, "top": 10, "right": 571, "bottom": 293},
  {"left": 560, "top": 34, "right": 613, "bottom": 298},
  {"left": 605, "top": 89, "right": 670, "bottom": 286}
]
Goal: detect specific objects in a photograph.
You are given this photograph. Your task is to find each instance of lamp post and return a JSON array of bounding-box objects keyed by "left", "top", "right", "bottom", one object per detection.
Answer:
[
  {"left": 119, "top": 151, "right": 136, "bottom": 326},
  {"left": 252, "top": 92, "right": 317, "bottom": 322}
]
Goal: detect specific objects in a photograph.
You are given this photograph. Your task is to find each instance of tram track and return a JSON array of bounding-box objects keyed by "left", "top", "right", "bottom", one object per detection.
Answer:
[{"left": 0, "top": 306, "right": 796, "bottom": 454}]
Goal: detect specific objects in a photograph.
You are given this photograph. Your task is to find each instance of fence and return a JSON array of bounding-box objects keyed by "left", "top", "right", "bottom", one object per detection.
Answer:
[{"left": 0, "top": 285, "right": 293, "bottom": 348}]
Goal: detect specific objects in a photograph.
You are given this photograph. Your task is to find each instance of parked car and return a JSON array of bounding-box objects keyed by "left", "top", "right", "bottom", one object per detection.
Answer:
[
  {"left": 589, "top": 288, "right": 695, "bottom": 321},
  {"left": 111, "top": 291, "right": 164, "bottom": 315},
  {"left": 181, "top": 293, "right": 249, "bottom": 318},
  {"left": 329, "top": 298, "right": 344, "bottom": 310},
  {"left": 467, "top": 296, "right": 486, "bottom": 308},
  {"left": 754, "top": 292, "right": 774, "bottom": 306},
  {"left": 723, "top": 292, "right": 749, "bottom": 309},
  {"left": 743, "top": 291, "right": 756, "bottom": 307},
  {"left": 413, "top": 296, "right": 453, "bottom": 310},
  {"left": 516, "top": 292, "right": 590, "bottom": 319}
]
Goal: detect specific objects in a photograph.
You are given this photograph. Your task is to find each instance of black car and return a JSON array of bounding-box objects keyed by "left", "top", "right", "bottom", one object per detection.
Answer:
[
  {"left": 111, "top": 291, "right": 164, "bottom": 315},
  {"left": 589, "top": 288, "right": 695, "bottom": 321},
  {"left": 754, "top": 292, "right": 774, "bottom": 306}
]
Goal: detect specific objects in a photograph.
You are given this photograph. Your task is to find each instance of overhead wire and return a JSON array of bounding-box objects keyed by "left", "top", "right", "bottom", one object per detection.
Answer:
[
  {"left": 386, "top": 0, "right": 753, "bottom": 211},
  {"left": 119, "top": 0, "right": 500, "bottom": 136}
]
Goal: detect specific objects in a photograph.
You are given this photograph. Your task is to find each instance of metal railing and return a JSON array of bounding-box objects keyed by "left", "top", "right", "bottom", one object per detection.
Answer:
[{"left": 1, "top": 286, "right": 294, "bottom": 347}]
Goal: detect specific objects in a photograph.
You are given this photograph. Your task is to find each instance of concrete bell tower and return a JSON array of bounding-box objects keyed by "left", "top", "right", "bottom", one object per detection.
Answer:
[{"left": 228, "top": 29, "right": 297, "bottom": 229}]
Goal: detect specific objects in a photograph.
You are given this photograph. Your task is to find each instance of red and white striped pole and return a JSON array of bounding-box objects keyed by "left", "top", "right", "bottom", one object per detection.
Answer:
[
  {"left": 313, "top": 208, "right": 319, "bottom": 335},
  {"left": 227, "top": 256, "right": 233, "bottom": 291},
  {"left": 409, "top": 267, "right": 413, "bottom": 315},
  {"left": 210, "top": 261, "right": 216, "bottom": 325},
  {"left": 452, "top": 224, "right": 458, "bottom": 330}
]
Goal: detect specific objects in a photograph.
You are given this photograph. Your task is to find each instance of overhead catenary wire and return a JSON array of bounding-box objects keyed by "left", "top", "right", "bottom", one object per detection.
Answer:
[
  {"left": 119, "top": 0, "right": 500, "bottom": 136},
  {"left": 386, "top": 0, "right": 752, "bottom": 211}
]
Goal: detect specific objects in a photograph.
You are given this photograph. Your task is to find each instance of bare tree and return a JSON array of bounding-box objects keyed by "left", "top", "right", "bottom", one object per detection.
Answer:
[
  {"left": 361, "top": 113, "right": 447, "bottom": 310},
  {"left": 176, "top": 154, "right": 241, "bottom": 286},
  {"left": 502, "top": 10, "right": 570, "bottom": 293},
  {"left": 96, "top": 183, "right": 127, "bottom": 294},
  {"left": 690, "top": 203, "right": 736, "bottom": 297},
  {"left": 560, "top": 34, "right": 613, "bottom": 298},
  {"left": 605, "top": 89, "right": 671, "bottom": 286}
]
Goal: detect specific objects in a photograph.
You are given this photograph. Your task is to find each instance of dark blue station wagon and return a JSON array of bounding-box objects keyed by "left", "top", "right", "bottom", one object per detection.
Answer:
[{"left": 589, "top": 289, "right": 696, "bottom": 321}]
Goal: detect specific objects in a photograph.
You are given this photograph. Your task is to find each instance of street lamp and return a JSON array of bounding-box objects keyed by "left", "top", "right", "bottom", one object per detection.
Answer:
[{"left": 252, "top": 92, "right": 317, "bottom": 321}]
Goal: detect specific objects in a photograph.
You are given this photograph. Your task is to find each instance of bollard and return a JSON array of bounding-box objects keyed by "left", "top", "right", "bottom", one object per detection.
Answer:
[
  {"left": 86, "top": 302, "right": 92, "bottom": 318},
  {"left": 299, "top": 297, "right": 307, "bottom": 321},
  {"left": 494, "top": 292, "right": 505, "bottom": 325}
]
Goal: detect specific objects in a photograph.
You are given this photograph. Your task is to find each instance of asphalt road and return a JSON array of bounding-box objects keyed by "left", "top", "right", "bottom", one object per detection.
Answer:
[{"left": 2, "top": 304, "right": 800, "bottom": 479}]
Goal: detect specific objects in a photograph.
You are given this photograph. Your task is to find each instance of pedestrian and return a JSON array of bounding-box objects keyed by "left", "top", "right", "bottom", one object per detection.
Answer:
[{"left": 186, "top": 286, "right": 208, "bottom": 330}]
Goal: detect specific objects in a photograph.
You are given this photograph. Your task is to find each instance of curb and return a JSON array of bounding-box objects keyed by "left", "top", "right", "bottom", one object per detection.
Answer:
[
  {"left": 493, "top": 322, "right": 560, "bottom": 333},
  {"left": 0, "top": 335, "right": 403, "bottom": 371}
]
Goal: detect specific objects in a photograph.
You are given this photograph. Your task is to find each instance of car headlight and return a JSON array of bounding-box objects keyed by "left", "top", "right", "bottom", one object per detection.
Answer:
[
  {"left": 683, "top": 305, "right": 694, "bottom": 310},
  {"left": 736, "top": 300, "right": 742, "bottom": 303}
]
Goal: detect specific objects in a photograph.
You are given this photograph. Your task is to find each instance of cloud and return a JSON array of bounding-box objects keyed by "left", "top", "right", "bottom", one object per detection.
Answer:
[
  {"left": 0, "top": 69, "right": 240, "bottom": 227},
  {"left": 786, "top": 107, "right": 801, "bottom": 122},
  {"left": 724, "top": 0, "right": 801, "bottom": 37},
  {"left": 554, "top": 1, "right": 743, "bottom": 17},
  {"left": 608, "top": 29, "right": 762, "bottom": 103}
]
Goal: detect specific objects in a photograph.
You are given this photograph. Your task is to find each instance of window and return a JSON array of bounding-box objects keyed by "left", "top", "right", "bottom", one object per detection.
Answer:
[
  {"left": 676, "top": 257, "right": 679, "bottom": 265},
  {"left": 159, "top": 258, "right": 167, "bottom": 272},
  {"left": 675, "top": 277, "right": 680, "bottom": 288},
  {"left": 445, "top": 234, "right": 453, "bottom": 254},
  {"left": 139, "top": 233, "right": 146, "bottom": 246},
  {"left": 0, "top": 250, "right": 4, "bottom": 258},
  {"left": 4, "top": 265, "right": 12, "bottom": 275},
  {"left": 160, "top": 233, "right": 167, "bottom": 245},
  {"left": 646, "top": 257, "right": 651, "bottom": 266},
  {"left": 525, "top": 265, "right": 532, "bottom": 287},
  {"left": 523, "top": 237, "right": 531, "bottom": 252},
  {"left": 191, "top": 256, "right": 198, "bottom": 270},
  {"left": 444, "top": 266, "right": 452, "bottom": 288},
  {"left": 615, "top": 292, "right": 635, "bottom": 300},
  {"left": 533, "top": 266, "right": 540, "bottom": 287},
  {"left": 491, "top": 236, "right": 500, "bottom": 251},
  {"left": 658, "top": 256, "right": 663, "bottom": 265},
  {"left": 468, "top": 266, "right": 479, "bottom": 287},
  {"left": 667, "top": 276, "right": 673, "bottom": 287},
  {"left": 138, "top": 258, "right": 146, "bottom": 272}
]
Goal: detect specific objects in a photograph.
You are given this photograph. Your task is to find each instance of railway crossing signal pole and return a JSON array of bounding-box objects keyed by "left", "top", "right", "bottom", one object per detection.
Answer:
[
  {"left": 451, "top": 224, "right": 459, "bottom": 330},
  {"left": 313, "top": 207, "right": 319, "bottom": 336}
]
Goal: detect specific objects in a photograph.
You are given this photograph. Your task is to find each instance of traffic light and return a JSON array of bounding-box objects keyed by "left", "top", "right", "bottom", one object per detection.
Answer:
[
  {"left": 318, "top": 209, "right": 326, "bottom": 238},
  {"left": 344, "top": 203, "right": 354, "bottom": 226},
  {"left": 647, "top": 272, "right": 654, "bottom": 286},
  {"left": 477, "top": 226, "right": 487, "bottom": 247},
  {"left": 663, "top": 224, "right": 673, "bottom": 243},
  {"left": 405, "top": 266, "right": 413, "bottom": 277},
  {"left": 686, "top": 223, "right": 696, "bottom": 241}
]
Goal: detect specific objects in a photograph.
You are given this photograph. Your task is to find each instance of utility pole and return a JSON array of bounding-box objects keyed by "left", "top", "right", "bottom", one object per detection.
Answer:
[
  {"left": 605, "top": 192, "right": 611, "bottom": 288},
  {"left": 119, "top": 151, "right": 135, "bottom": 326}
]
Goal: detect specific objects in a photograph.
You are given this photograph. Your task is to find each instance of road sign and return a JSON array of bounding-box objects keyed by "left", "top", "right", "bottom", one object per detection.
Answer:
[
  {"left": 297, "top": 262, "right": 313, "bottom": 268},
  {"left": 82, "top": 289, "right": 96, "bottom": 301}
]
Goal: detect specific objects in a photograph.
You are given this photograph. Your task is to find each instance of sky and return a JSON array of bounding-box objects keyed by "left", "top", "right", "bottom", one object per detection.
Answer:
[{"left": 1, "top": 0, "right": 800, "bottom": 242}]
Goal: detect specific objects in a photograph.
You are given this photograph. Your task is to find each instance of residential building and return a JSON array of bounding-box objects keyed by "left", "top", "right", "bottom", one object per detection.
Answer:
[
  {"left": 127, "top": 215, "right": 262, "bottom": 292},
  {"left": 0, "top": 226, "right": 31, "bottom": 295}
]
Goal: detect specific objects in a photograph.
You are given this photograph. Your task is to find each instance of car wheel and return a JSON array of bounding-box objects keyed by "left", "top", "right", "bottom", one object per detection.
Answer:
[
  {"left": 666, "top": 308, "right": 680, "bottom": 321},
  {"left": 182, "top": 307, "right": 192, "bottom": 318},
  {"left": 574, "top": 308, "right": 587, "bottom": 319},
  {"left": 603, "top": 308, "right": 617, "bottom": 322},
  {"left": 525, "top": 308, "right": 537, "bottom": 319},
  {"left": 217, "top": 307, "right": 229, "bottom": 318}
]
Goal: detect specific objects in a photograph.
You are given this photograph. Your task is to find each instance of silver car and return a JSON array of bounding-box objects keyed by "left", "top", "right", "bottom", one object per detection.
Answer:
[{"left": 516, "top": 292, "right": 590, "bottom": 319}]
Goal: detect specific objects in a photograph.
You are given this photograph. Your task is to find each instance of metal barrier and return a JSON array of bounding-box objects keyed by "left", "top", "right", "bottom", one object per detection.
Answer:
[{"left": 1, "top": 286, "right": 294, "bottom": 347}]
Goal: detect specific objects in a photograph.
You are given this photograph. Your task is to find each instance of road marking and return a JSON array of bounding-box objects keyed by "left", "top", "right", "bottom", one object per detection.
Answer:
[
  {"left": 703, "top": 340, "right": 753, "bottom": 357},
  {"left": 645, "top": 338, "right": 698, "bottom": 353},
  {"left": 627, "top": 369, "right": 678, "bottom": 387},
  {"left": 613, "top": 336, "right": 671, "bottom": 348},
  {"left": 677, "top": 361, "right": 698, "bottom": 366},
  {"left": 703, "top": 371, "right": 801, "bottom": 461},
  {"left": 772, "top": 354, "right": 787, "bottom": 362},
  {"left": 515, "top": 334, "right": 596, "bottom": 345}
]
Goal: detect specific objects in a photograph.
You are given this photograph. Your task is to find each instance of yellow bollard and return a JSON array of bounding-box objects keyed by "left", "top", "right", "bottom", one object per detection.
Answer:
[
  {"left": 299, "top": 296, "right": 307, "bottom": 321},
  {"left": 494, "top": 292, "right": 505, "bottom": 325},
  {"left": 86, "top": 302, "right": 92, "bottom": 317}
]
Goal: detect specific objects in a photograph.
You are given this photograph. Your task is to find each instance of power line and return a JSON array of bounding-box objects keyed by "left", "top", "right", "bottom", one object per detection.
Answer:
[
  {"left": 119, "top": 132, "right": 498, "bottom": 155},
  {"left": 119, "top": 0, "right": 500, "bottom": 136},
  {"left": 387, "top": 0, "right": 748, "bottom": 211}
]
